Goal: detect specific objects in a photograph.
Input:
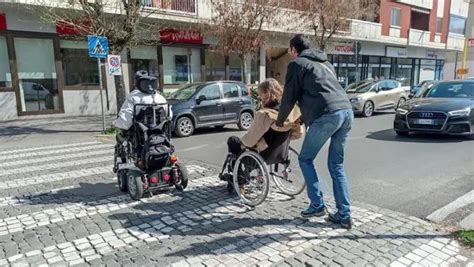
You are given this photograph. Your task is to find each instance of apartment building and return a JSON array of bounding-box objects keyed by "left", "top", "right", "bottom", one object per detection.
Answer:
[{"left": 0, "top": 0, "right": 469, "bottom": 121}]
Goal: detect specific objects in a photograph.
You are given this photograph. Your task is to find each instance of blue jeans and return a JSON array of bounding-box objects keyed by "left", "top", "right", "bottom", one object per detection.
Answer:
[{"left": 298, "top": 109, "right": 354, "bottom": 219}]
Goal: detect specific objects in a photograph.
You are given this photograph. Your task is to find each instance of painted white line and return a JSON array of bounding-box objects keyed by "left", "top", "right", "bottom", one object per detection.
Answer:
[
  {"left": 0, "top": 185, "right": 80, "bottom": 207},
  {"left": 0, "top": 166, "right": 113, "bottom": 190},
  {"left": 427, "top": 190, "right": 474, "bottom": 222},
  {"left": 459, "top": 213, "right": 474, "bottom": 230},
  {"left": 0, "top": 156, "right": 112, "bottom": 176},
  {"left": 0, "top": 141, "right": 101, "bottom": 155},
  {"left": 0, "top": 149, "right": 114, "bottom": 169},
  {"left": 390, "top": 238, "right": 467, "bottom": 266},
  {"left": 179, "top": 144, "right": 209, "bottom": 152},
  {"left": 0, "top": 144, "right": 113, "bottom": 161}
]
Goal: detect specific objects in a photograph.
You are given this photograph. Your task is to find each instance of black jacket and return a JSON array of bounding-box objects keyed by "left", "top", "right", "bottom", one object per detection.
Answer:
[{"left": 277, "top": 49, "right": 351, "bottom": 126}]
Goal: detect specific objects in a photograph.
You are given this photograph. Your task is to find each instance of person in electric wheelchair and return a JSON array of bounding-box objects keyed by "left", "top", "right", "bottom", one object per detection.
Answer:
[
  {"left": 113, "top": 71, "right": 187, "bottom": 200},
  {"left": 219, "top": 78, "right": 303, "bottom": 200}
]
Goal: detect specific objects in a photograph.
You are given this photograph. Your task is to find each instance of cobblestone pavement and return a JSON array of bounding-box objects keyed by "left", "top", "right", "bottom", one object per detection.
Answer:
[{"left": 0, "top": 140, "right": 472, "bottom": 266}]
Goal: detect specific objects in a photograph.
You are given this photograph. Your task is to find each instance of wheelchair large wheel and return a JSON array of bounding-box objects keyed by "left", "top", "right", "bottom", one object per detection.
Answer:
[
  {"left": 232, "top": 151, "right": 269, "bottom": 207},
  {"left": 271, "top": 146, "right": 306, "bottom": 196},
  {"left": 117, "top": 170, "right": 128, "bottom": 192},
  {"left": 128, "top": 171, "right": 144, "bottom": 200}
]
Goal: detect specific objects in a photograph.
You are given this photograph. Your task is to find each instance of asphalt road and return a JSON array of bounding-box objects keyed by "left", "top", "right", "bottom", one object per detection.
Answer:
[
  {"left": 172, "top": 111, "right": 474, "bottom": 221},
  {"left": 0, "top": 113, "right": 472, "bottom": 225}
]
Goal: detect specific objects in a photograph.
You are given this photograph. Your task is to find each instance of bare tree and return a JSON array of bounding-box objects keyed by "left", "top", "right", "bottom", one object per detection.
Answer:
[
  {"left": 203, "top": 0, "right": 280, "bottom": 84},
  {"left": 290, "top": 0, "right": 379, "bottom": 50},
  {"left": 30, "top": 0, "right": 165, "bottom": 110}
]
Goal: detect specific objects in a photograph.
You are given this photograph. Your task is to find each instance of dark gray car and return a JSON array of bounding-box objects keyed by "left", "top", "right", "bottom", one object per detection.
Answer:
[{"left": 167, "top": 81, "right": 255, "bottom": 137}]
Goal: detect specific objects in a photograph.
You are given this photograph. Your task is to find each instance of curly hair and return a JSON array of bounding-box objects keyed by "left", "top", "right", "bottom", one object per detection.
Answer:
[{"left": 258, "top": 78, "right": 283, "bottom": 105}]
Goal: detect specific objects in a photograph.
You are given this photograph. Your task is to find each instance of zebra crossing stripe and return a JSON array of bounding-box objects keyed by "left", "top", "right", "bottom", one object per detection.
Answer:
[
  {"left": 0, "top": 144, "right": 113, "bottom": 161},
  {"left": 0, "top": 149, "right": 114, "bottom": 169},
  {"left": 0, "top": 156, "right": 112, "bottom": 176},
  {"left": 0, "top": 185, "right": 79, "bottom": 207},
  {"left": 0, "top": 166, "right": 113, "bottom": 190},
  {"left": 0, "top": 141, "right": 102, "bottom": 156}
]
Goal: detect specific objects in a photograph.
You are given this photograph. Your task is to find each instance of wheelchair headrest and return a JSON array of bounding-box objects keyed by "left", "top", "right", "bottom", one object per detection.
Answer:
[{"left": 135, "top": 70, "right": 158, "bottom": 94}]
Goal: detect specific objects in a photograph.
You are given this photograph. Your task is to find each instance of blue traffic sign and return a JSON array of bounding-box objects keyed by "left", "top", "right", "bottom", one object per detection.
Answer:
[{"left": 88, "top": 35, "right": 109, "bottom": 58}]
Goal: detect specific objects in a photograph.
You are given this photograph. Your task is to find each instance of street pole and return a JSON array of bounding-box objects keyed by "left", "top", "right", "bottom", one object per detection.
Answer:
[
  {"left": 97, "top": 58, "right": 106, "bottom": 133},
  {"left": 454, "top": 51, "right": 458, "bottom": 80},
  {"left": 461, "top": 39, "right": 468, "bottom": 79}
]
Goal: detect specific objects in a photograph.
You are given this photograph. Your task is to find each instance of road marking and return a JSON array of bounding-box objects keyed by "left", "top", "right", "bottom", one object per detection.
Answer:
[
  {"left": 0, "top": 141, "right": 101, "bottom": 155},
  {"left": 0, "top": 156, "right": 112, "bottom": 177},
  {"left": 0, "top": 166, "right": 113, "bottom": 190},
  {"left": 459, "top": 213, "right": 474, "bottom": 230},
  {"left": 0, "top": 185, "right": 79, "bottom": 207},
  {"left": 427, "top": 190, "right": 474, "bottom": 223},
  {"left": 0, "top": 144, "right": 113, "bottom": 161},
  {"left": 178, "top": 144, "right": 209, "bottom": 152},
  {"left": 0, "top": 149, "right": 114, "bottom": 169}
]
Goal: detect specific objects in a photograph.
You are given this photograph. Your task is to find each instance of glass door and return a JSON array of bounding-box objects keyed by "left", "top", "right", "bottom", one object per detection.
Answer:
[{"left": 14, "top": 37, "right": 61, "bottom": 113}]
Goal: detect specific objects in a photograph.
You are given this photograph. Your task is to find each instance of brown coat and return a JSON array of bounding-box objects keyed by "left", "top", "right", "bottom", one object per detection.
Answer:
[{"left": 241, "top": 105, "right": 303, "bottom": 152}]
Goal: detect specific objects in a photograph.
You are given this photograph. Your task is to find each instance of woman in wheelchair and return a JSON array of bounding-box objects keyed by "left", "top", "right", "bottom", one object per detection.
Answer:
[{"left": 219, "top": 78, "right": 303, "bottom": 189}]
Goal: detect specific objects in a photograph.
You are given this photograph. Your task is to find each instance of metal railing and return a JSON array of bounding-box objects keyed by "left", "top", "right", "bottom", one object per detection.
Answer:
[{"left": 142, "top": 0, "right": 197, "bottom": 14}]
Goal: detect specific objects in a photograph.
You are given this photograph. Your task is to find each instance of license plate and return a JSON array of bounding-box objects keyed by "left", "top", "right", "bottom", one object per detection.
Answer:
[{"left": 416, "top": 119, "right": 434, "bottom": 125}]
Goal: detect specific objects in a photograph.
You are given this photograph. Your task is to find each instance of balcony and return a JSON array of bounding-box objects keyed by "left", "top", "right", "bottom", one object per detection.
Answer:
[
  {"left": 396, "top": 0, "right": 432, "bottom": 9},
  {"left": 408, "top": 29, "right": 445, "bottom": 49},
  {"left": 350, "top": 20, "right": 382, "bottom": 40},
  {"left": 447, "top": 33, "right": 466, "bottom": 51},
  {"left": 142, "top": 0, "right": 197, "bottom": 15}
]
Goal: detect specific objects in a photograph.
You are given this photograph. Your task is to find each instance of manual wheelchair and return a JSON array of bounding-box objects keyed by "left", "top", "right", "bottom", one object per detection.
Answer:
[{"left": 219, "top": 129, "right": 306, "bottom": 207}]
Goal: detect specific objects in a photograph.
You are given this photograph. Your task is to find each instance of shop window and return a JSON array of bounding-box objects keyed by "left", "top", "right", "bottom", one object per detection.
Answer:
[
  {"left": 206, "top": 50, "right": 225, "bottom": 81},
  {"left": 60, "top": 41, "right": 99, "bottom": 87},
  {"left": 391, "top": 8, "right": 401, "bottom": 27},
  {"left": 130, "top": 46, "right": 159, "bottom": 79},
  {"left": 162, "top": 46, "right": 201, "bottom": 85},
  {"left": 15, "top": 37, "right": 60, "bottom": 112},
  {"left": 449, "top": 15, "right": 466, "bottom": 35},
  {"left": 0, "top": 36, "right": 12, "bottom": 88}
]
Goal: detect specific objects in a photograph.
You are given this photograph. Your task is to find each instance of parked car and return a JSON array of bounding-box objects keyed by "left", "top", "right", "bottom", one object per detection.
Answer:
[
  {"left": 345, "top": 79, "right": 408, "bottom": 117},
  {"left": 410, "top": 80, "right": 436, "bottom": 95},
  {"left": 167, "top": 81, "right": 255, "bottom": 137},
  {"left": 409, "top": 81, "right": 438, "bottom": 99},
  {"left": 394, "top": 80, "right": 474, "bottom": 137}
]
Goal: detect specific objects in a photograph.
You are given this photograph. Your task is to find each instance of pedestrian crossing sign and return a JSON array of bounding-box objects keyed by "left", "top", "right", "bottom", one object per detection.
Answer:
[{"left": 88, "top": 35, "right": 109, "bottom": 58}]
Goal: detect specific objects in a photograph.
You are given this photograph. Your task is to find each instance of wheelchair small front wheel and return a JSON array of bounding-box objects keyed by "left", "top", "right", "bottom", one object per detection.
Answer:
[
  {"left": 233, "top": 151, "right": 269, "bottom": 207},
  {"left": 271, "top": 146, "right": 306, "bottom": 196}
]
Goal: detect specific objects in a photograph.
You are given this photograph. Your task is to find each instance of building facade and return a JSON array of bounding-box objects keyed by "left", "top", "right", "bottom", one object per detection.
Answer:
[
  {"left": 444, "top": 0, "right": 474, "bottom": 80},
  {"left": 0, "top": 0, "right": 469, "bottom": 121}
]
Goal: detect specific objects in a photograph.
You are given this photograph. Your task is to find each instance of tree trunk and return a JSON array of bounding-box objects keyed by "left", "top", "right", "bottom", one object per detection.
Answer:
[
  {"left": 240, "top": 56, "right": 245, "bottom": 83},
  {"left": 114, "top": 75, "right": 127, "bottom": 112},
  {"left": 224, "top": 55, "right": 230, "bottom": 80}
]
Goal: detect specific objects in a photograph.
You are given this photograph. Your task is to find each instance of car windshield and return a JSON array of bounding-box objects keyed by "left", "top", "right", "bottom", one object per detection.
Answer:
[
  {"left": 168, "top": 84, "right": 201, "bottom": 100},
  {"left": 346, "top": 82, "right": 375, "bottom": 94},
  {"left": 426, "top": 82, "right": 474, "bottom": 98},
  {"left": 345, "top": 81, "right": 366, "bottom": 92}
]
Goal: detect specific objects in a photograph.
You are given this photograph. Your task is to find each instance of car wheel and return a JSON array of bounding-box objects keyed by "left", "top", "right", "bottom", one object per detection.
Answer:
[
  {"left": 175, "top": 117, "right": 194, "bottom": 137},
  {"left": 395, "top": 130, "right": 409, "bottom": 136},
  {"left": 362, "top": 101, "right": 374, "bottom": 117},
  {"left": 238, "top": 112, "right": 253, "bottom": 130},
  {"left": 397, "top": 97, "right": 406, "bottom": 108}
]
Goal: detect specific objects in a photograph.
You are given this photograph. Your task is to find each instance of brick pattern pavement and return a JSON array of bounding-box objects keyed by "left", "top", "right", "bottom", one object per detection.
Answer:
[{"left": 0, "top": 140, "right": 472, "bottom": 266}]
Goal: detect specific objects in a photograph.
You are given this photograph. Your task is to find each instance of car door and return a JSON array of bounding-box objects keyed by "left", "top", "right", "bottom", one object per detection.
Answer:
[
  {"left": 371, "top": 81, "right": 387, "bottom": 110},
  {"left": 378, "top": 80, "right": 395, "bottom": 109},
  {"left": 193, "top": 83, "right": 224, "bottom": 125},
  {"left": 221, "top": 82, "right": 242, "bottom": 121},
  {"left": 386, "top": 80, "right": 402, "bottom": 108}
]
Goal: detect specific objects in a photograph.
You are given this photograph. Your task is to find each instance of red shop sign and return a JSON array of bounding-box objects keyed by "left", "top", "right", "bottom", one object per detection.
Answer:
[
  {"left": 56, "top": 20, "right": 90, "bottom": 36},
  {"left": 334, "top": 44, "right": 354, "bottom": 54},
  {"left": 0, "top": 14, "right": 7, "bottom": 30},
  {"left": 160, "top": 29, "right": 203, "bottom": 44}
]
